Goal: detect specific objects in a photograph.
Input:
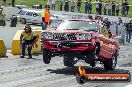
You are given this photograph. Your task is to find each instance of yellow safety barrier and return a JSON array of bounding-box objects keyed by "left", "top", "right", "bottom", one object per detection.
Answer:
[
  {"left": 11, "top": 30, "right": 42, "bottom": 55},
  {"left": 0, "top": 39, "right": 7, "bottom": 57}
]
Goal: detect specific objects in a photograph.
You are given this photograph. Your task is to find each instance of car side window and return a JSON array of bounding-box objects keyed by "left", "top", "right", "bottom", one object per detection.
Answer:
[
  {"left": 26, "top": 12, "right": 33, "bottom": 16},
  {"left": 18, "top": 10, "right": 27, "bottom": 15},
  {"left": 33, "top": 13, "right": 39, "bottom": 17}
]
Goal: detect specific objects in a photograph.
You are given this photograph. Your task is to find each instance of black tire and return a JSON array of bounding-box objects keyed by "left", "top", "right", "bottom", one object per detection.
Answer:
[
  {"left": 63, "top": 57, "right": 74, "bottom": 67},
  {"left": 89, "top": 46, "right": 98, "bottom": 67},
  {"left": 76, "top": 74, "right": 86, "bottom": 84},
  {"left": 21, "top": 18, "right": 26, "bottom": 24},
  {"left": 43, "top": 49, "right": 51, "bottom": 64},
  {"left": 103, "top": 54, "right": 117, "bottom": 70}
]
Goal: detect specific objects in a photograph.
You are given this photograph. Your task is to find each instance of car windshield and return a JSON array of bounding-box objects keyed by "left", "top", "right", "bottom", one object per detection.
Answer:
[{"left": 56, "top": 20, "right": 98, "bottom": 31}]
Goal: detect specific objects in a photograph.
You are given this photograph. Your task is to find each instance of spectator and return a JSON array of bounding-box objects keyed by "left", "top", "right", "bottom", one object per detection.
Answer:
[
  {"left": 85, "top": 0, "right": 88, "bottom": 14},
  {"left": 115, "top": 2, "right": 120, "bottom": 16},
  {"left": 103, "top": 17, "right": 111, "bottom": 29},
  {"left": 103, "top": 17, "right": 111, "bottom": 37},
  {"left": 47, "top": 0, "right": 51, "bottom": 8},
  {"left": 0, "top": 6, "right": 6, "bottom": 26},
  {"left": 64, "top": 0, "right": 69, "bottom": 12},
  {"left": 77, "top": 0, "right": 81, "bottom": 13},
  {"left": 124, "top": 0, "right": 129, "bottom": 16},
  {"left": 59, "top": 0, "right": 63, "bottom": 11},
  {"left": 20, "top": 25, "right": 38, "bottom": 59},
  {"left": 89, "top": 0, "right": 92, "bottom": 14},
  {"left": 71, "top": 0, "right": 75, "bottom": 12},
  {"left": 103, "top": 1, "right": 107, "bottom": 15},
  {"left": 3, "top": 0, "right": 6, "bottom": 6},
  {"left": 41, "top": 5, "right": 51, "bottom": 30},
  {"left": 51, "top": 0, "right": 56, "bottom": 10},
  {"left": 12, "top": 0, "right": 15, "bottom": 7},
  {"left": 111, "top": 1, "right": 115, "bottom": 16},
  {"left": 121, "top": 0, "right": 125, "bottom": 16},
  {"left": 108, "top": 1, "right": 112, "bottom": 16},
  {"left": 95, "top": 0, "right": 99, "bottom": 15},
  {"left": 98, "top": 0, "right": 102, "bottom": 15},
  {"left": 117, "top": 17, "right": 125, "bottom": 45},
  {"left": 125, "top": 18, "right": 132, "bottom": 43}
]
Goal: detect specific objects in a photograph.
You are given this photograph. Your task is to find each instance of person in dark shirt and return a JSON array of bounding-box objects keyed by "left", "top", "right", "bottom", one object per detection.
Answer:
[
  {"left": 64, "top": 0, "right": 69, "bottom": 12},
  {"left": 111, "top": 1, "right": 115, "bottom": 16},
  {"left": 103, "top": 17, "right": 111, "bottom": 37},
  {"left": 124, "top": 0, "right": 129, "bottom": 16},
  {"left": 77, "top": 0, "right": 81, "bottom": 13},
  {"left": 125, "top": 19, "right": 132, "bottom": 43},
  {"left": 98, "top": 0, "right": 102, "bottom": 15},
  {"left": 85, "top": 0, "right": 88, "bottom": 13}
]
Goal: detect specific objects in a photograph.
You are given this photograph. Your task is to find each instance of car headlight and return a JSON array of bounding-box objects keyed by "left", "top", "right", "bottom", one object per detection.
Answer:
[
  {"left": 41, "top": 32, "right": 54, "bottom": 39},
  {"left": 75, "top": 33, "right": 91, "bottom": 40}
]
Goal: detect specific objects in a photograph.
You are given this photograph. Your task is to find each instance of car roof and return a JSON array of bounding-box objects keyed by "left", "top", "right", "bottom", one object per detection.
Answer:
[{"left": 21, "top": 8, "right": 41, "bottom": 13}]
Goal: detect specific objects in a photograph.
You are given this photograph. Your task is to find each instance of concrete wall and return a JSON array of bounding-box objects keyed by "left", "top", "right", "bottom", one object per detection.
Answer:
[{"left": 0, "top": 28, "right": 22, "bottom": 49}]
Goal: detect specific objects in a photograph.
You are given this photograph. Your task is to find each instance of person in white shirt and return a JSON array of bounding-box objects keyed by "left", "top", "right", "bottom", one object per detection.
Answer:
[
  {"left": 108, "top": 1, "right": 112, "bottom": 16},
  {"left": 51, "top": 0, "right": 56, "bottom": 10},
  {"left": 103, "top": 1, "right": 107, "bottom": 15}
]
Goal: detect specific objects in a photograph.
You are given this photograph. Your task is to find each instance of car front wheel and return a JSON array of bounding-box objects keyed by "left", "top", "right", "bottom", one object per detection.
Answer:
[
  {"left": 21, "top": 18, "right": 26, "bottom": 24},
  {"left": 43, "top": 49, "right": 51, "bottom": 64}
]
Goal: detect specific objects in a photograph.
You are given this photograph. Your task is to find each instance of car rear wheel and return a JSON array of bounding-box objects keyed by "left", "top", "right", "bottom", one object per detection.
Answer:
[
  {"left": 43, "top": 49, "right": 51, "bottom": 64},
  {"left": 103, "top": 53, "right": 117, "bottom": 70},
  {"left": 63, "top": 57, "right": 74, "bottom": 67},
  {"left": 21, "top": 18, "right": 26, "bottom": 24}
]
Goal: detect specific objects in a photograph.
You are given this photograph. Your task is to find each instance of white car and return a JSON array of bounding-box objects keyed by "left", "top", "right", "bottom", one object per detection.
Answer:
[{"left": 18, "top": 9, "right": 42, "bottom": 24}]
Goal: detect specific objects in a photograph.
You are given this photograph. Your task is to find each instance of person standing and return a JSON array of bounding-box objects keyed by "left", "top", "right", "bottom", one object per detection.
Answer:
[
  {"left": 85, "top": 0, "right": 88, "bottom": 14},
  {"left": 89, "top": 0, "right": 92, "bottom": 14},
  {"left": 115, "top": 2, "right": 120, "bottom": 16},
  {"left": 95, "top": 0, "right": 99, "bottom": 15},
  {"left": 3, "top": 0, "right": 6, "bottom": 6},
  {"left": 59, "top": 0, "right": 63, "bottom": 11},
  {"left": 64, "top": 0, "right": 69, "bottom": 12},
  {"left": 124, "top": 0, "right": 129, "bottom": 16},
  {"left": 77, "top": 0, "right": 81, "bottom": 13},
  {"left": 103, "top": 1, "right": 107, "bottom": 15},
  {"left": 108, "top": 1, "right": 112, "bottom": 16},
  {"left": 41, "top": 5, "right": 51, "bottom": 30},
  {"left": 0, "top": 6, "right": 6, "bottom": 26},
  {"left": 12, "top": 0, "right": 15, "bottom": 7},
  {"left": 121, "top": 0, "right": 125, "bottom": 16},
  {"left": 51, "top": 0, "right": 56, "bottom": 10},
  {"left": 71, "top": 0, "right": 75, "bottom": 12},
  {"left": 98, "top": 0, "right": 102, "bottom": 15},
  {"left": 125, "top": 19, "right": 132, "bottom": 43},
  {"left": 20, "top": 25, "right": 38, "bottom": 59},
  {"left": 111, "top": 1, "right": 115, "bottom": 16}
]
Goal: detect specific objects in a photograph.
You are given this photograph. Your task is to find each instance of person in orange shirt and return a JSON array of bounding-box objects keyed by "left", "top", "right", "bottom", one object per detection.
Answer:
[{"left": 42, "top": 5, "right": 51, "bottom": 30}]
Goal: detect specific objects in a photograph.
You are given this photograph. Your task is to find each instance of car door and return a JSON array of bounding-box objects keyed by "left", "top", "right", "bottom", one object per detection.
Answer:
[
  {"left": 25, "top": 12, "right": 33, "bottom": 23},
  {"left": 32, "top": 12, "right": 41, "bottom": 23}
]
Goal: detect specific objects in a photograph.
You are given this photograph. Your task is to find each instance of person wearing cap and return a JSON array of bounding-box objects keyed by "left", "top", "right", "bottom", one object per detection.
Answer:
[
  {"left": 125, "top": 18, "right": 132, "bottom": 43},
  {"left": 20, "top": 25, "right": 38, "bottom": 59},
  {"left": 41, "top": 5, "right": 51, "bottom": 30}
]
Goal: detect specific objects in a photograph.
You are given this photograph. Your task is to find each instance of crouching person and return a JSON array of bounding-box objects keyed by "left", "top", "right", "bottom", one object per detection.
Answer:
[{"left": 20, "top": 25, "right": 38, "bottom": 59}]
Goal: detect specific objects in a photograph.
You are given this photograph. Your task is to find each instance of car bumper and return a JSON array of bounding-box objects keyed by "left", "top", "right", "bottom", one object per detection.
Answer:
[{"left": 43, "top": 41, "right": 95, "bottom": 51}]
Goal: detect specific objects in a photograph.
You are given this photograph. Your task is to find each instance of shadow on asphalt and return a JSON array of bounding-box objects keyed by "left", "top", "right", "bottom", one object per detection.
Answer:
[{"left": 47, "top": 66, "right": 130, "bottom": 76}]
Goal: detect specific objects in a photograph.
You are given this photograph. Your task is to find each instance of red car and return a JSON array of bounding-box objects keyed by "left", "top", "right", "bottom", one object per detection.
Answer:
[{"left": 41, "top": 19, "right": 120, "bottom": 70}]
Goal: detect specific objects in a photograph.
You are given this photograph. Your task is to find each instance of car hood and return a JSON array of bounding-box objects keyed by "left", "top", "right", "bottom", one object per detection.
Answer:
[{"left": 43, "top": 29, "right": 92, "bottom": 34}]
